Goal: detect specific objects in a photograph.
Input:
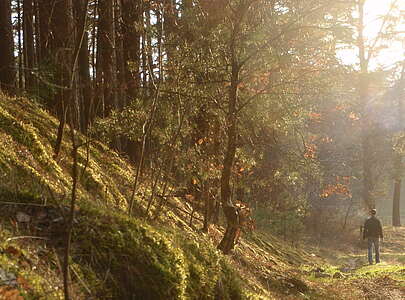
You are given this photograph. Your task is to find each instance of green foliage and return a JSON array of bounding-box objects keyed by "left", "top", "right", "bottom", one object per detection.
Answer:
[
  {"left": 180, "top": 237, "right": 221, "bottom": 299},
  {"left": 219, "top": 261, "right": 244, "bottom": 300},
  {"left": 255, "top": 206, "right": 305, "bottom": 240}
]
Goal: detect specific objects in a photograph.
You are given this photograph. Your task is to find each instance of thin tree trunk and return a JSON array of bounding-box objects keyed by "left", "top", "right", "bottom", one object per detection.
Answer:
[
  {"left": 392, "top": 178, "right": 401, "bottom": 226},
  {"left": 62, "top": 1, "right": 88, "bottom": 296},
  {"left": 74, "top": 0, "right": 92, "bottom": 132},
  {"left": 357, "top": 0, "right": 373, "bottom": 210},
  {"left": 98, "top": 0, "right": 114, "bottom": 117},
  {"left": 393, "top": 66, "right": 404, "bottom": 227},
  {"left": 121, "top": 0, "right": 141, "bottom": 100},
  {"left": 36, "top": 0, "right": 53, "bottom": 105},
  {"left": 0, "top": 0, "right": 16, "bottom": 93},
  {"left": 163, "top": 0, "right": 176, "bottom": 70},
  {"left": 146, "top": 9, "right": 154, "bottom": 88},
  {"left": 33, "top": 0, "right": 41, "bottom": 97},
  {"left": 115, "top": 0, "right": 129, "bottom": 151},
  {"left": 152, "top": 106, "right": 186, "bottom": 218},
  {"left": 23, "top": 0, "right": 35, "bottom": 91},
  {"left": 141, "top": 14, "right": 148, "bottom": 90},
  {"left": 52, "top": 0, "right": 73, "bottom": 159},
  {"left": 63, "top": 110, "right": 79, "bottom": 300},
  {"left": 218, "top": 21, "right": 241, "bottom": 255},
  {"left": 17, "top": 0, "right": 24, "bottom": 91},
  {"left": 129, "top": 93, "right": 159, "bottom": 216},
  {"left": 115, "top": 0, "right": 126, "bottom": 108},
  {"left": 37, "top": 0, "right": 50, "bottom": 61},
  {"left": 202, "top": 182, "right": 212, "bottom": 232}
]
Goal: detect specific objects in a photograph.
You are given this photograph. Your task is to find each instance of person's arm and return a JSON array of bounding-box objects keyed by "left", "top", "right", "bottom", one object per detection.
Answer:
[
  {"left": 363, "top": 220, "right": 367, "bottom": 240},
  {"left": 378, "top": 220, "right": 383, "bottom": 239}
]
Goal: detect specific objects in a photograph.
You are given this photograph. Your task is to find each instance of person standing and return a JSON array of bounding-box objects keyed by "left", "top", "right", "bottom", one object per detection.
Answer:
[{"left": 363, "top": 208, "right": 383, "bottom": 264}]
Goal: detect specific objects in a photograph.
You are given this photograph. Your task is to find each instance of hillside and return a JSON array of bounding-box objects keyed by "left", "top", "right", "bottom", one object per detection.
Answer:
[{"left": 0, "top": 94, "right": 404, "bottom": 300}]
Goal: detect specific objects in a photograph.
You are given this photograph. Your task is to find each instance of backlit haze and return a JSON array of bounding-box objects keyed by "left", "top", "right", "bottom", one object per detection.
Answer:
[{"left": 338, "top": 0, "right": 405, "bottom": 70}]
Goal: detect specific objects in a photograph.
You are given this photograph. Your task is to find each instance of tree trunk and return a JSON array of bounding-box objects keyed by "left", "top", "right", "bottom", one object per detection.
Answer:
[
  {"left": 98, "top": 0, "right": 115, "bottom": 117},
  {"left": 17, "top": 0, "right": 24, "bottom": 90},
  {"left": 35, "top": 0, "right": 53, "bottom": 105},
  {"left": 63, "top": 110, "right": 80, "bottom": 300},
  {"left": 121, "top": 0, "right": 141, "bottom": 100},
  {"left": 203, "top": 182, "right": 214, "bottom": 232},
  {"left": 37, "top": 0, "right": 51, "bottom": 61},
  {"left": 218, "top": 29, "right": 240, "bottom": 255},
  {"left": 392, "top": 178, "right": 401, "bottom": 227},
  {"left": 0, "top": 0, "right": 16, "bottom": 93},
  {"left": 393, "top": 65, "right": 404, "bottom": 227},
  {"left": 23, "top": 0, "right": 35, "bottom": 91},
  {"left": 357, "top": 0, "right": 373, "bottom": 209},
  {"left": 52, "top": 0, "right": 73, "bottom": 159},
  {"left": 74, "top": 0, "right": 92, "bottom": 132},
  {"left": 146, "top": 9, "right": 154, "bottom": 87},
  {"left": 163, "top": 0, "right": 176, "bottom": 68}
]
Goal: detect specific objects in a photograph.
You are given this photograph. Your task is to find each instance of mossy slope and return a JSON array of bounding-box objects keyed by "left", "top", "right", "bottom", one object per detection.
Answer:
[{"left": 0, "top": 94, "right": 251, "bottom": 299}]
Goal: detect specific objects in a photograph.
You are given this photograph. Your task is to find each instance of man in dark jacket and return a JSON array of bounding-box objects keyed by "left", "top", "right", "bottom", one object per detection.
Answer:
[{"left": 363, "top": 208, "right": 383, "bottom": 264}]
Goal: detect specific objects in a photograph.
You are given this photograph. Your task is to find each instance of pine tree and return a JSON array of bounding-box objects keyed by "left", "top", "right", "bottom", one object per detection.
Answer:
[{"left": 0, "top": 0, "right": 16, "bottom": 93}]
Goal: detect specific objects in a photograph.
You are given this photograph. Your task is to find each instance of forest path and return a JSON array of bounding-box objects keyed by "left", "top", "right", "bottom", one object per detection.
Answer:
[{"left": 317, "top": 227, "right": 405, "bottom": 300}]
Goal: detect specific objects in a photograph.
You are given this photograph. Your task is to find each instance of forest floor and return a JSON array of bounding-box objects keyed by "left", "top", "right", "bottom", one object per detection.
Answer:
[
  {"left": 315, "top": 226, "right": 405, "bottom": 300},
  {"left": 214, "top": 225, "right": 405, "bottom": 300},
  {"left": 284, "top": 226, "right": 405, "bottom": 300}
]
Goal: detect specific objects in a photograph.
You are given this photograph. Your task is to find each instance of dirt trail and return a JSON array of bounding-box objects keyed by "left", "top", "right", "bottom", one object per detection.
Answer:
[{"left": 319, "top": 227, "right": 405, "bottom": 300}]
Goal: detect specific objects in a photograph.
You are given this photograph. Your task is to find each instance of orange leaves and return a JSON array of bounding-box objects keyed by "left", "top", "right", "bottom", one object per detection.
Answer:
[
  {"left": 338, "top": 176, "right": 351, "bottom": 185},
  {"left": 251, "top": 72, "right": 271, "bottom": 86},
  {"left": 0, "top": 287, "right": 23, "bottom": 300},
  {"left": 309, "top": 112, "right": 322, "bottom": 122},
  {"left": 348, "top": 111, "right": 360, "bottom": 121},
  {"left": 185, "top": 194, "right": 195, "bottom": 202},
  {"left": 16, "top": 276, "right": 31, "bottom": 290},
  {"left": 232, "top": 164, "right": 251, "bottom": 177},
  {"left": 235, "top": 201, "right": 255, "bottom": 232},
  {"left": 209, "top": 163, "right": 222, "bottom": 172},
  {"left": 320, "top": 176, "right": 352, "bottom": 198},
  {"left": 335, "top": 104, "right": 345, "bottom": 111},
  {"left": 4, "top": 246, "right": 21, "bottom": 258},
  {"left": 304, "top": 144, "right": 317, "bottom": 159},
  {"left": 321, "top": 136, "right": 333, "bottom": 143}
]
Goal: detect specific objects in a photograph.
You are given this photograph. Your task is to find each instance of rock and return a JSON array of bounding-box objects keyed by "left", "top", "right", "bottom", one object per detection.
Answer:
[
  {"left": 35, "top": 210, "right": 48, "bottom": 220},
  {"left": 339, "top": 266, "right": 352, "bottom": 273},
  {"left": 0, "top": 268, "right": 17, "bottom": 286},
  {"left": 285, "top": 277, "right": 309, "bottom": 293},
  {"left": 313, "top": 267, "right": 325, "bottom": 273},
  {"left": 333, "top": 272, "right": 344, "bottom": 279},
  {"left": 52, "top": 217, "right": 63, "bottom": 223},
  {"left": 16, "top": 212, "right": 30, "bottom": 223},
  {"left": 314, "top": 272, "right": 330, "bottom": 278}
]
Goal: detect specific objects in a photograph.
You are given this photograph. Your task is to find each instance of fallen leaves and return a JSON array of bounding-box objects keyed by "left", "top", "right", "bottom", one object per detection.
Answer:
[{"left": 0, "top": 287, "right": 23, "bottom": 300}]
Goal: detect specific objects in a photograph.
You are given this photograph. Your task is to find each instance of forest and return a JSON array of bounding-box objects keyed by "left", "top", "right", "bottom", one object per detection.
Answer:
[{"left": 0, "top": 0, "right": 404, "bottom": 299}]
